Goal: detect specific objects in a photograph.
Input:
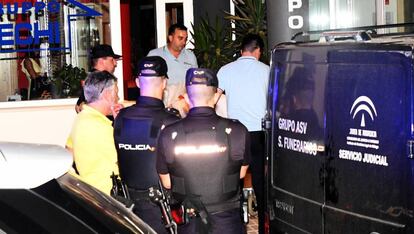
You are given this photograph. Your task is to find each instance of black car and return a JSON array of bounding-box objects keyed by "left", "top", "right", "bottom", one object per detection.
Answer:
[{"left": 0, "top": 142, "right": 156, "bottom": 234}]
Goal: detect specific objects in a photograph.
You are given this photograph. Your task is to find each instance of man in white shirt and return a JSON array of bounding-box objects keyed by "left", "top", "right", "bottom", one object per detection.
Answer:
[
  {"left": 217, "top": 34, "right": 269, "bottom": 234},
  {"left": 148, "top": 23, "right": 198, "bottom": 111}
]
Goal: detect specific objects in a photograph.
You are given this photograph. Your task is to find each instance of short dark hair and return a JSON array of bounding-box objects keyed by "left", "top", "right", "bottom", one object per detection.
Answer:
[
  {"left": 241, "top": 34, "right": 264, "bottom": 53},
  {"left": 168, "top": 23, "right": 187, "bottom": 36}
]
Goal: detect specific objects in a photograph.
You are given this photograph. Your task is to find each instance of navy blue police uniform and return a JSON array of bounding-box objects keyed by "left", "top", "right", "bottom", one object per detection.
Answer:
[
  {"left": 156, "top": 68, "right": 251, "bottom": 234},
  {"left": 114, "top": 56, "right": 179, "bottom": 234}
]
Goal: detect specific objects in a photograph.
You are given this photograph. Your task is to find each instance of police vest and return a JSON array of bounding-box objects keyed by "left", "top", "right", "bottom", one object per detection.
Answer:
[
  {"left": 169, "top": 119, "right": 241, "bottom": 213},
  {"left": 114, "top": 111, "right": 165, "bottom": 190}
]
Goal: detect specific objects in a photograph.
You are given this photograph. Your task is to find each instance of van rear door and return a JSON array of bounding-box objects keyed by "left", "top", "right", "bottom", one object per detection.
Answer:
[
  {"left": 324, "top": 44, "right": 414, "bottom": 234},
  {"left": 268, "top": 43, "right": 414, "bottom": 234},
  {"left": 268, "top": 46, "right": 328, "bottom": 233}
]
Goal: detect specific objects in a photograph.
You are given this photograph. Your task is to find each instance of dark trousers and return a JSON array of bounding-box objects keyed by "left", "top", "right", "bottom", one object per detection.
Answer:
[
  {"left": 178, "top": 208, "right": 244, "bottom": 234},
  {"left": 133, "top": 200, "right": 168, "bottom": 234},
  {"left": 250, "top": 131, "right": 265, "bottom": 234}
]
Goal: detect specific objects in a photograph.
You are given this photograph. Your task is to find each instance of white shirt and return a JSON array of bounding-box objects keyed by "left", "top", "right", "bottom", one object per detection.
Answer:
[
  {"left": 217, "top": 56, "right": 270, "bottom": 131},
  {"left": 148, "top": 46, "right": 198, "bottom": 85}
]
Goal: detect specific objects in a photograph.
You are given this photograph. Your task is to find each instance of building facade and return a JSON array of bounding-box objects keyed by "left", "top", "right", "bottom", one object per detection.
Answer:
[
  {"left": 1, "top": 0, "right": 413, "bottom": 146},
  {"left": 268, "top": 0, "right": 414, "bottom": 46},
  {"left": 0, "top": 0, "right": 231, "bottom": 146}
]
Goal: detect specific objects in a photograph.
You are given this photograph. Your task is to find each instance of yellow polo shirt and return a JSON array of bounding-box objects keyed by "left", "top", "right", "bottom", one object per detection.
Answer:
[{"left": 66, "top": 105, "right": 119, "bottom": 195}]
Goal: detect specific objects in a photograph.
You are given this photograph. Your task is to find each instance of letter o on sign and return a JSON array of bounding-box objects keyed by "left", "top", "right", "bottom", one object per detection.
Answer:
[{"left": 288, "top": 15, "right": 303, "bottom": 29}]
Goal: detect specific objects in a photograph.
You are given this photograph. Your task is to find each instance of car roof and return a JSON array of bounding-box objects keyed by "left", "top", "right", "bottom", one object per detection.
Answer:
[{"left": 0, "top": 142, "right": 72, "bottom": 189}]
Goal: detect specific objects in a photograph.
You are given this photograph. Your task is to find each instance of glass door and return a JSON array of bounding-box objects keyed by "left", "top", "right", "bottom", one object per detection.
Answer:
[{"left": 155, "top": 0, "right": 194, "bottom": 48}]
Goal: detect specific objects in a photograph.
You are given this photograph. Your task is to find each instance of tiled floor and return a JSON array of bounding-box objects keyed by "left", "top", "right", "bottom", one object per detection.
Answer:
[{"left": 246, "top": 215, "right": 258, "bottom": 234}]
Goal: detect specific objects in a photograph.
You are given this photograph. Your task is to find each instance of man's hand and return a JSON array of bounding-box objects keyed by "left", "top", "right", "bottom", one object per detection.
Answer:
[
  {"left": 75, "top": 102, "right": 84, "bottom": 113},
  {"left": 111, "top": 103, "right": 124, "bottom": 119},
  {"left": 159, "top": 173, "right": 171, "bottom": 189}
]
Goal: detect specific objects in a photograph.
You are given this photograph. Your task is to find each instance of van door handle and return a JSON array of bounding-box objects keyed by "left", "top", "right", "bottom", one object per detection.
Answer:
[{"left": 407, "top": 140, "right": 414, "bottom": 159}]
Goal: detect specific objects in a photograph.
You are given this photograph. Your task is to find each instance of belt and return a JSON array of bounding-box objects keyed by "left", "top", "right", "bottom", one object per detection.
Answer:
[{"left": 128, "top": 188, "right": 150, "bottom": 200}]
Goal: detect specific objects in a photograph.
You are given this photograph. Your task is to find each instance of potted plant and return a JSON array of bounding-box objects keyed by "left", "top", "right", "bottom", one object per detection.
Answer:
[
  {"left": 190, "top": 16, "right": 233, "bottom": 72},
  {"left": 52, "top": 64, "right": 87, "bottom": 98},
  {"left": 191, "top": 0, "right": 268, "bottom": 70},
  {"left": 225, "top": 0, "right": 268, "bottom": 62}
]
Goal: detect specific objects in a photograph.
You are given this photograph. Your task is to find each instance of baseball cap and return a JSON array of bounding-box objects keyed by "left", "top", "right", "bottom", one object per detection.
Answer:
[
  {"left": 185, "top": 68, "right": 218, "bottom": 87},
  {"left": 137, "top": 56, "right": 168, "bottom": 78},
  {"left": 91, "top": 44, "right": 122, "bottom": 59}
]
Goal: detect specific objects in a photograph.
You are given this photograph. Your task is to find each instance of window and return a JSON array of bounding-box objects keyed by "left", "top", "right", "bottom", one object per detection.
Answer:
[
  {"left": 0, "top": 0, "right": 112, "bottom": 102},
  {"left": 309, "top": 0, "right": 405, "bottom": 33}
]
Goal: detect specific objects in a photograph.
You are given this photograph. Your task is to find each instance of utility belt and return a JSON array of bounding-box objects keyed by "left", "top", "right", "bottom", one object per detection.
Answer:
[
  {"left": 128, "top": 187, "right": 153, "bottom": 201},
  {"left": 170, "top": 194, "right": 246, "bottom": 229},
  {"left": 170, "top": 195, "right": 239, "bottom": 226}
]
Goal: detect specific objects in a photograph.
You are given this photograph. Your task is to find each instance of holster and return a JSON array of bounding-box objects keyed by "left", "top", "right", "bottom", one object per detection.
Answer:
[
  {"left": 241, "top": 189, "right": 249, "bottom": 224},
  {"left": 171, "top": 195, "right": 212, "bottom": 233},
  {"left": 110, "top": 173, "right": 133, "bottom": 207}
]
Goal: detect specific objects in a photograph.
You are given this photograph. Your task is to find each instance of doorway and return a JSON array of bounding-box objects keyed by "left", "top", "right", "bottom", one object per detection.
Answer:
[{"left": 125, "top": 0, "right": 193, "bottom": 100}]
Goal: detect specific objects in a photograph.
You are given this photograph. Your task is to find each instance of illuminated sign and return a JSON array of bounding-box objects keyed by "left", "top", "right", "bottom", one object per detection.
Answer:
[
  {"left": 118, "top": 143, "right": 156, "bottom": 152},
  {"left": 174, "top": 144, "right": 227, "bottom": 155},
  {"left": 288, "top": 0, "right": 303, "bottom": 29},
  {"left": 0, "top": 0, "right": 102, "bottom": 53}
]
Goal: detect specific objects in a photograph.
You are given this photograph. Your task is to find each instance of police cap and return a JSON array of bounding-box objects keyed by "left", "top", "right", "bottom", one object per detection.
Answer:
[
  {"left": 185, "top": 68, "right": 218, "bottom": 87},
  {"left": 137, "top": 56, "right": 168, "bottom": 78}
]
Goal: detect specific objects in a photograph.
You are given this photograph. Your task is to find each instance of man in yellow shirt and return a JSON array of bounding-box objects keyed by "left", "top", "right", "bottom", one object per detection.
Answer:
[{"left": 66, "top": 71, "right": 120, "bottom": 195}]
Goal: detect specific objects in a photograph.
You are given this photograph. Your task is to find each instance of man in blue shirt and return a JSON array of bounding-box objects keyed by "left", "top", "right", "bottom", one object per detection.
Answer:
[
  {"left": 217, "top": 34, "right": 269, "bottom": 234},
  {"left": 148, "top": 24, "right": 198, "bottom": 110}
]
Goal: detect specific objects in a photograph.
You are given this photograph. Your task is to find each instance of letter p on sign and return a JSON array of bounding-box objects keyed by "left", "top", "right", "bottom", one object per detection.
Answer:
[
  {"left": 288, "top": 0, "right": 304, "bottom": 30},
  {"left": 288, "top": 0, "right": 302, "bottom": 12}
]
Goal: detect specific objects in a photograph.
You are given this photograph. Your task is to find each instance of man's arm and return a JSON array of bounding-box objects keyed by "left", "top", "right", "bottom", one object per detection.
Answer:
[
  {"left": 156, "top": 131, "right": 172, "bottom": 189},
  {"left": 24, "top": 58, "right": 39, "bottom": 78},
  {"left": 240, "top": 165, "right": 249, "bottom": 179},
  {"left": 240, "top": 125, "right": 251, "bottom": 179},
  {"left": 216, "top": 67, "right": 228, "bottom": 94},
  {"left": 159, "top": 173, "right": 171, "bottom": 189}
]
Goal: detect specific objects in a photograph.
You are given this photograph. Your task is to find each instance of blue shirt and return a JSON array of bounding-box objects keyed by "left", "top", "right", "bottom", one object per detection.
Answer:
[
  {"left": 148, "top": 46, "right": 198, "bottom": 85},
  {"left": 217, "top": 56, "right": 270, "bottom": 131}
]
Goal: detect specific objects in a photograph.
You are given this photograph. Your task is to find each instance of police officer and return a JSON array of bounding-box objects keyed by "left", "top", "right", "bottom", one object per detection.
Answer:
[
  {"left": 114, "top": 56, "right": 180, "bottom": 233},
  {"left": 156, "top": 68, "right": 250, "bottom": 234}
]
